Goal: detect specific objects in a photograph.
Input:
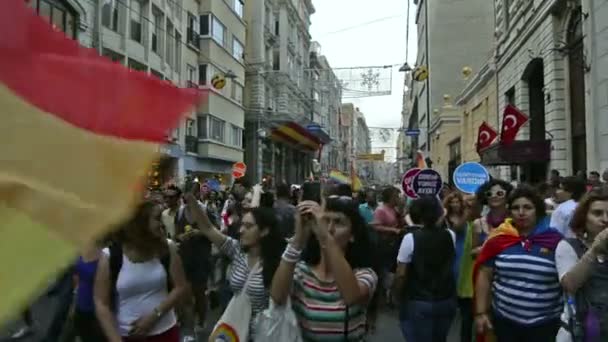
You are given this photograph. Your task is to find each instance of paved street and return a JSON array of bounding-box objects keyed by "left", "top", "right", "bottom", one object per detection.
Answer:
[{"left": 1, "top": 293, "right": 462, "bottom": 342}]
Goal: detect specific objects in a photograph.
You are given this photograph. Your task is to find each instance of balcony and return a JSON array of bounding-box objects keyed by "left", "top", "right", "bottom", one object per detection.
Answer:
[{"left": 185, "top": 135, "right": 199, "bottom": 154}]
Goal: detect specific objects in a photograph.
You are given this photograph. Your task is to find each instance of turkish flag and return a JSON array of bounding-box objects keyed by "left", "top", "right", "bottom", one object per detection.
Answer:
[
  {"left": 476, "top": 121, "right": 498, "bottom": 152},
  {"left": 500, "top": 104, "right": 529, "bottom": 145}
]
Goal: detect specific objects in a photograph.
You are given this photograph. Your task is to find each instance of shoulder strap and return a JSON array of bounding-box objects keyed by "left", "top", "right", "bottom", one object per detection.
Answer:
[
  {"left": 565, "top": 238, "right": 587, "bottom": 258},
  {"left": 108, "top": 243, "right": 123, "bottom": 312}
]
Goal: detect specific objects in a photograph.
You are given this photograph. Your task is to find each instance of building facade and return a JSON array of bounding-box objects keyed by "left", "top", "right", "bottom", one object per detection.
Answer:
[
  {"left": 583, "top": 0, "right": 608, "bottom": 172},
  {"left": 189, "top": 0, "right": 246, "bottom": 185},
  {"left": 476, "top": 0, "right": 588, "bottom": 183},
  {"left": 410, "top": 0, "right": 495, "bottom": 156},
  {"left": 28, "top": 0, "right": 246, "bottom": 187},
  {"left": 244, "top": 0, "right": 320, "bottom": 185}
]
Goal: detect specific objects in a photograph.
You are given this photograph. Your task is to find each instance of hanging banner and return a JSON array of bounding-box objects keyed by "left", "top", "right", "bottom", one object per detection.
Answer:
[{"left": 453, "top": 162, "right": 490, "bottom": 194}]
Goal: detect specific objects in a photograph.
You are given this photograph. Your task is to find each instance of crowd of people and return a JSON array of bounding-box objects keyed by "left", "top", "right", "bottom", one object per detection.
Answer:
[{"left": 6, "top": 169, "right": 608, "bottom": 342}]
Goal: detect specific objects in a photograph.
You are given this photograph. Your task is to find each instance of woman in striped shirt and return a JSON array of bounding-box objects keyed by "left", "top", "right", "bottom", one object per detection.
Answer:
[
  {"left": 474, "top": 186, "right": 563, "bottom": 342},
  {"left": 271, "top": 194, "right": 378, "bottom": 341},
  {"left": 182, "top": 192, "right": 285, "bottom": 340}
]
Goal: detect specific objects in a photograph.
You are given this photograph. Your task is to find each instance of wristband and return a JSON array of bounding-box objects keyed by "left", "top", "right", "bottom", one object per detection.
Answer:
[{"left": 281, "top": 243, "right": 302, "bottom": 263}]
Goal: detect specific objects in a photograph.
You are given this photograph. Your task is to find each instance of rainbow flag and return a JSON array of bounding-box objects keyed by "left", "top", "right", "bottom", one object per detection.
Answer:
[
  {"left": 329, "top": 169, "right": 362, "bottom": 192},
  {"left": 0, "top": 0, "right": 202, "bottom": 321}
]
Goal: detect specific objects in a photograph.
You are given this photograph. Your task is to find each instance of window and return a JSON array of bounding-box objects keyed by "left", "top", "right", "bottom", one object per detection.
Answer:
[
  {"left": 166, "top": 21, "right": 174, "bottom": 68},
  {"left": 231, "top": 82, "right": 244, "bottom": 104},
  {"left": 128, "top": 58, "right": 146, "bottom": 72},
  {"left": 313, "top": 90, "right": 320, "bottom": 101},
  {"left": 187, "top": 13, "right": 199, "bottom": 48},
  {"left": 198, "top": 116, "right": 208, "bottom": 139},
  {"left": 231, "top": 125, "right": 243, "bottom": 147},
  {"left": 130, "top": 0, "right": 142, "bottom": 42},
  {"left": 102, "top": 0, "right": 119, "bottom": 32},
  {"left": 210, "top": 116, "right": 225, "bottom": 142},
  {"left": 152, "top": 10, "right": 161, "bottom": 53},
  {"left": 199, "top": 64, "right": 208, "bottom": 85},
  {"left": 273, "top": 50, "right": 280, "bottom": 70},
  {"left": 200, "top": 14, "right": 210, "bottom": 36},
  {"left": 186, "top": 119, "right": 195, "bottom": 136},
  {"left": 151, "top": 69, "right": 163, "bottom": 79},
  {"left": 232, "top": 37, "right": 244, "bottom": 61},
  {"left": 275, "top": 20, "right": 279, "bottom": 36},
  {"left": 505, "top": 87, "right": 515, "bottom": 105},
  {"left": 212, "top": 17, "right": 226, "bottom": 46},
  {"left": 34, "top": 0, "right": 78, "bottom": 39},
  {"left": 233, "top": 0, "right": 244, "bottom": 18},
  {"left": 187, "top": 65, "right": 197, "bottom": 87},
  {"left": 175, "top": 31, "right": 182, "bottom": 73}
]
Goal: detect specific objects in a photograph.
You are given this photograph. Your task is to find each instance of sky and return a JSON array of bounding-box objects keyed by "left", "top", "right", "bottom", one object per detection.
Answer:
[{"left": 310, "top": 0, "right": 419, "bottom": 159}]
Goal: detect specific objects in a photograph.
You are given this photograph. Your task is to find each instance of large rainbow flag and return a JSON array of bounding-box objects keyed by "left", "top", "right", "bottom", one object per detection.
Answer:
[{"left": 0, "top": 0, "right": 202, "bottom": 321}]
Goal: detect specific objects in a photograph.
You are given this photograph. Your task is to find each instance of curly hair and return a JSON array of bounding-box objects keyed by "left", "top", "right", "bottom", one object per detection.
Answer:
[
  {"left": 302, "top": 196, "right": 374, "bottom": 270},
  {"left": 507, "top": 185, "right": 547, "bottom": 221},
  {"left": 569, "top": 190, "right": 608, "bottom": 236},
  {"left": 443, "top": 192, "right": 465, "bottom": 217},
  {"left": 114, "top": 200, "right": 169, "bottom": 257},
  {"left": 475, "top": 178, "right": 514, "bottom": 206}
]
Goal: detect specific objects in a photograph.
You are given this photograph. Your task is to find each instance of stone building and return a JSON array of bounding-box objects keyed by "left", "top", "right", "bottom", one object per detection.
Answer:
[{"left": 243, "top": 0, "right": 321, "bottom": 184}]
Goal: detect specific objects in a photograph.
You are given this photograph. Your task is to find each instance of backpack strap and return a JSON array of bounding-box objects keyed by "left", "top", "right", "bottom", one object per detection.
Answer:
[{"left": 108, "top": 243, "right": 123, "bottom": 313}]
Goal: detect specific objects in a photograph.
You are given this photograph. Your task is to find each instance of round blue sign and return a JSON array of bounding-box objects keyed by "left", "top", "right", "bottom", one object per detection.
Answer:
[
  {"left": 412, "top": 169, "right": 443, "bottom": 197},
  {"left": 453, "top": 162, "right": 490, "bottom": 194}
]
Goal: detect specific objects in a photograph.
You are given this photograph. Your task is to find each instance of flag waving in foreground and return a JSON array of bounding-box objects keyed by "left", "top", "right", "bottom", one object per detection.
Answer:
[{"left": 0, "top": 0, "right": 203, "bottom": 322}]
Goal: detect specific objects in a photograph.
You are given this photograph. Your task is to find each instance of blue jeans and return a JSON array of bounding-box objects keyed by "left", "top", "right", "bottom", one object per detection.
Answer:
[{"left": 400, "top": 298, "right": 457, "bottom": 342}]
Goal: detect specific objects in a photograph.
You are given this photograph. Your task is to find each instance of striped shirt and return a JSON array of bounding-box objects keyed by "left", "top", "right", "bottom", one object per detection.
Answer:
[
  {"left": 220, "top": 237, "right": 268, "bottom": 336},
  {"left": 487, "top": 237, "right": 563, "bottom": 326},
  {"left": 291, "top": 262, "right": 378, "bottom": 341}
]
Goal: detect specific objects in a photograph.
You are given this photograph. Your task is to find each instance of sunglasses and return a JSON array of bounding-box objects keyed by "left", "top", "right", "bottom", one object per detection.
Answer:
[
  {"left": 485, "top": 190, "right": 506, "bottom": 198},
  {"left": 328, "top": 195, "right": 353, "bottom": 202}
]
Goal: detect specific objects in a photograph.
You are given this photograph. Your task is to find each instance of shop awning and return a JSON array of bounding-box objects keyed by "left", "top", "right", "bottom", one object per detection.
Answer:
[
  {"left": 270, "top": 121, "right": 322, "bottom": 151},
  {"left": 306, "top": 123, "right": 332, "bottom": 144},
  {"left": 480, "top": 140, "right": 551, "bottom": 165}
]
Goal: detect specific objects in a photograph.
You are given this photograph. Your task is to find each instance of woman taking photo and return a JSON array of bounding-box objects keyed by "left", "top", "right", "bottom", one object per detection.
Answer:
[
  {"left": 271, "top": 195, "right": 378, "bottom": 341},
  {"left": 474, "top": 186, "right": 563, "bottom": 342},
  {"left": 473, "top": 179, "right": 514, "bottom": 253},
  {"left": 94, "top": 200, "right": 188, "bottom": 342},
  {"left": 394, "top": 196, "right": 457, "bottom": 342},
  {"left": 182, "top": 191, "right": 285, "bottom": 340},
  {"left": 555, "top": 190, "right": 608, "bottom": 341}
]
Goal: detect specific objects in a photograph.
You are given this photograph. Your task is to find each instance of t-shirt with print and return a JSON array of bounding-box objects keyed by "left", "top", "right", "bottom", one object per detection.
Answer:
[{"left": 291, "top": 262, "right": 378, "bottom": 341}]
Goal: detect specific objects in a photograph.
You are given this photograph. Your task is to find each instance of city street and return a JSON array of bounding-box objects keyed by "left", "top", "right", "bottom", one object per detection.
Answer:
[{"left": 0, "top": 293, "right": 460, "bottom": 341}]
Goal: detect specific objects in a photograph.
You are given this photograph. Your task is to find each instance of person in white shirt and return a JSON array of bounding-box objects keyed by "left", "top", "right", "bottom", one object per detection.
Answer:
[
  {"left": 551, "top": 176, "right": 587, "bottom": 238},
  {"left": 161, "top": 185, "right": 181, "bottom": 240}
]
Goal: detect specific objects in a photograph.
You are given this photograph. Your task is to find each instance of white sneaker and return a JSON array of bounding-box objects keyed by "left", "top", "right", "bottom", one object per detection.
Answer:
[{"left": 10, "top": 326, "right": 33, "bottom": 339}]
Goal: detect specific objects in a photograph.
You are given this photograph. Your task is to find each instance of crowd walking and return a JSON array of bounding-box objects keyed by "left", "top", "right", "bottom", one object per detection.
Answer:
[{"left": 3, "top": 169, "right": 608, "bottom": 342}]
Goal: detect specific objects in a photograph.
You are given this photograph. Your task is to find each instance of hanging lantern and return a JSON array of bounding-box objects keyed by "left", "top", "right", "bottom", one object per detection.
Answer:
[
  {"left": 462, "top": 66, "right": 473, "bottom": 79},
  {"left": 211, "top": 73, "right": 226, "bottom": 90},
  {"left": 413, "top": 65, "right": 429, "bottom": 82}
]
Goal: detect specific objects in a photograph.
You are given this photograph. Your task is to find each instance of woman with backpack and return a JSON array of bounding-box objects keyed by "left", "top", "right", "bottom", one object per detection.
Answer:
[
  {"left": 555, "top": 190, "right": 608, "bottom": 342},
  {"left": 94, "top": 200, "right": 188, "bottom": 342}
]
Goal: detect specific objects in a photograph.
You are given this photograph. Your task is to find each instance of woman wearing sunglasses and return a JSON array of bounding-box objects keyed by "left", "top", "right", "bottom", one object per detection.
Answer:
[
  {"left": 472, "top": 179, "right": 514, "bottom": 253},
  {"left": 271, "top": 194, "right": 378, "bottom": 341},
  {"left": 474, "top": 186, "right": 563, "bottom": 342}
]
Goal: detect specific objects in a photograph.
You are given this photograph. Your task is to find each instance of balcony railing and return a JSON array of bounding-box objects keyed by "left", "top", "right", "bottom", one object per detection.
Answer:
[
  {"left": 185, "top": 135, "right": 198, "bottom": 154},
  {"left": 186, "top": 29, "right": 200, "bottom": 49}
]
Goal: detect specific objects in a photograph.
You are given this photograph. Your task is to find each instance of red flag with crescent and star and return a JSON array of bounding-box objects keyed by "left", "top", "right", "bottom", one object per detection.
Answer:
[
  {"left": 476, "top": 121, "right": 498, "bottom": 153},
  {"left": 500, "top": 104, "right": 529, "bottom": 145}
]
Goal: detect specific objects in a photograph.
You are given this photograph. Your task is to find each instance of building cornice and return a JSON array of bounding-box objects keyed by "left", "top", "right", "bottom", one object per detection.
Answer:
[{"left": 455, "top": 61, "right": 496, "bottom": 106}]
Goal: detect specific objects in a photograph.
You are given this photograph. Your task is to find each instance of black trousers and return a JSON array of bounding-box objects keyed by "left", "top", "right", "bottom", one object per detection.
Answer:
[
  {"left": 457, "top": 297, "right": 473, "bottom": 342},
  {"left": 494, "top": 317, "right": 559, "bottom": 342},
  {"left": 74, "top": 310, "right": 105, "bottom": 342}
]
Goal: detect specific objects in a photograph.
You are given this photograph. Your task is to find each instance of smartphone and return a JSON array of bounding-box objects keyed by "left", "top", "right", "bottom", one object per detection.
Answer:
[{"left": 301, "top": 182, "right": 321, "bottom": 204}]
